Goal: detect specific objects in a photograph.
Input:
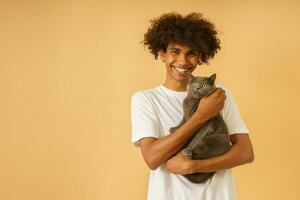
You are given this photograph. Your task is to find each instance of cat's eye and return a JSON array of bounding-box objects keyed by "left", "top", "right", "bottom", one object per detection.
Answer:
[
  {"left": 192, "top": 82, "right": 200, "bottom": 88},
  {"left": 201, "top": 83, "right": 207, "bottom": 88}
]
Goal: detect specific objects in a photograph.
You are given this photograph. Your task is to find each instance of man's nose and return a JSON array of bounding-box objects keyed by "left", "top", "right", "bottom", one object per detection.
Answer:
[{"left": 178, "top": 54, "right": 188, "bottom": 65}]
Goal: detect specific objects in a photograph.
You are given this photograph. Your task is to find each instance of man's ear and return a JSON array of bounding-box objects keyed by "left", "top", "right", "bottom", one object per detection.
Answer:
[{"left": 159, "top": 50, "right": 166, "bottom": 62}]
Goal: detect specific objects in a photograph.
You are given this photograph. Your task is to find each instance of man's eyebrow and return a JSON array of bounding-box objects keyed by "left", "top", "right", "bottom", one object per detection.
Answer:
[
  {"left": 168, "top": 47, "right": 197, "bottom": 54},
  {"left": 168, "top": 47, "right": 181, "bottom": 51}
]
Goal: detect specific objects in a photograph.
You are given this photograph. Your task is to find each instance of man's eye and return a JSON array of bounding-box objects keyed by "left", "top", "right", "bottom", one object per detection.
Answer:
[
  {"left": 188, "top": 52, "right": 197, "bottom": 57},
  {"left": 171, "top": 51, "right": 179, "bottom": 54}
]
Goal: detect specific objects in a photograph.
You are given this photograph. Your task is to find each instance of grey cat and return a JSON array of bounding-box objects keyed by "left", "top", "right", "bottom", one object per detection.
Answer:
[{"left": 169, "top": 73, "right": 231, "bottom": 183}]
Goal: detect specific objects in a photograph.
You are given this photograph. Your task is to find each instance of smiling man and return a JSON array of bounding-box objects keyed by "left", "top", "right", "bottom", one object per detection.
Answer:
[{"left": 131, "top": 12, "right": 254, "bottom": 200}]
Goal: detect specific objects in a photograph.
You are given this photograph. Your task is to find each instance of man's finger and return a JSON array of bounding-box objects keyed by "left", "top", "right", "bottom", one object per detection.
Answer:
[
  {"left": 214, "top": 88, "right": 225, "bottom": 98},
  {"left": 211, "top": 88, "right": 222, "bottom": 97}
]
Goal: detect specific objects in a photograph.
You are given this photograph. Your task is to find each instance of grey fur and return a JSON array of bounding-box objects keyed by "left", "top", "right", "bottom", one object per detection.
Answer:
[{"left": 169, "top": 73, "right": 231, "bottom": 183}]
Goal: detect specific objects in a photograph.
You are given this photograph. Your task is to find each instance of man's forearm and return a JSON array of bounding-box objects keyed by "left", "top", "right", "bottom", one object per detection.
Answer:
[
  {"left": 145, "top": 113, "right": 207, "bottom": 169},
  {"left": 190, "top": 135, "right": 254, "bottom": 173}
]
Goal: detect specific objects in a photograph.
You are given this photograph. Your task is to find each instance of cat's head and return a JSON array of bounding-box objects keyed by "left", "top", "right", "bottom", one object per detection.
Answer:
[{"left": 187, "top": 73, "right": 217, "bottom": 98}]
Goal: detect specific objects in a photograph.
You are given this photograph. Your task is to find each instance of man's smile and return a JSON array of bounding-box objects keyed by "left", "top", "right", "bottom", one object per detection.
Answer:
[{"left": 170, "top": 65, "right": 194, "bottom": 76}]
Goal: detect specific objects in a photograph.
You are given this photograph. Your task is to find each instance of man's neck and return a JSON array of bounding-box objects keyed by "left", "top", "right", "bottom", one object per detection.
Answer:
[{"left": 163, "top": 80, "right": 188, "bottom": 92}]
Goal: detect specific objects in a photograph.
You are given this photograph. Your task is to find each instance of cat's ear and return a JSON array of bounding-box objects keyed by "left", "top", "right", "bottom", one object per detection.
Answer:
[
  {"left": 188, "top": 74, "right": 196, "bottom": 82},
  {"left": 209, "top": 73, "right": 216, "bottom": 83}
]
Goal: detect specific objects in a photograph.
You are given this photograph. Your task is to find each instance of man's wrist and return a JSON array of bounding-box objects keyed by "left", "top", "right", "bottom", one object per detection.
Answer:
[
  {"left": 188, "top": 159, "right": 200, "bottom": 174},
  {"left": 188, "top": 159, "right": 209, "bottom": 174},
  {"left": 190, "top": 111, "right": 208, "bottom": 127}
]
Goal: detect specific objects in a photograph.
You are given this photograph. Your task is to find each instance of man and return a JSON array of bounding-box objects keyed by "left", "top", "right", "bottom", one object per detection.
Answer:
[{"left": 131, "top": 12, "right": 254, "bottom": 200}]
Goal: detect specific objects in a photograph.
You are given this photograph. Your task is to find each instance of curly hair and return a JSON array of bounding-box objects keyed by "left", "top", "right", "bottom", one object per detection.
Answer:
[{"left": 142, "top": 12, "right": 221, "bottom": 65}]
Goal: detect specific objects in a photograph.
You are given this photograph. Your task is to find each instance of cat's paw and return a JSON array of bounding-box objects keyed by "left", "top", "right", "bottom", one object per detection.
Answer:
[
  {"left": 181, "top": 149, "right": 192, "bottom": 159},
  {"left": 169, "top": 127, "right": 178, "bottom": 133}
]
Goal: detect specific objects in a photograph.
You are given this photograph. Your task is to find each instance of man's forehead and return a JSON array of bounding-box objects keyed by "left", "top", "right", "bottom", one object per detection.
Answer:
[{"left": 167, "top": 42, "right": 197, "bottom": 52}]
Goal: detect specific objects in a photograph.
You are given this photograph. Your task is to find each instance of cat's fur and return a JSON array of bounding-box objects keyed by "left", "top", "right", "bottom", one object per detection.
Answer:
[{"left": 169, "top": 73, "right": 231, "bottom": 183}]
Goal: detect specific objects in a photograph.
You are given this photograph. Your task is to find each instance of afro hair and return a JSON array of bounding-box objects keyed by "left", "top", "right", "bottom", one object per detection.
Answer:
[{"left": 142, "top": 12, "right": 221, "bottom": 65}]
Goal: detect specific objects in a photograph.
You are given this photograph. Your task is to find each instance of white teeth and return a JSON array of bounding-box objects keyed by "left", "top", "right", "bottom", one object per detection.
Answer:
[{"left": 175, "top": 67, "right": 188, "bottom": 72}]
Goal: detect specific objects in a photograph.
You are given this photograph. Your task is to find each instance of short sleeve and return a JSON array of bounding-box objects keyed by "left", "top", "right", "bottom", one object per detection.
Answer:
[
  {"left": 219, "top": 85, "right": 250, "bottom": 135},
  {"left": 131, "top": 92, "right": 160, "bottom": 147}
]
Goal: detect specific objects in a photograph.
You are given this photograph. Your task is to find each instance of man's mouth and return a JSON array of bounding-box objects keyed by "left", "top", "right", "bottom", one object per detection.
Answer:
[
  {"left": 171, "top": 65, "right": 193, "bottom": 76},
  {"left": 174, "top": 67, "right": 189, "bottom": 72}
]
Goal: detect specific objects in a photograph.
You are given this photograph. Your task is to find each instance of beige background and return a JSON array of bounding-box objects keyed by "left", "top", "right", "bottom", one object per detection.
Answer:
[{"left": 0, "top": 0, "right": 300, "bottom": 199}]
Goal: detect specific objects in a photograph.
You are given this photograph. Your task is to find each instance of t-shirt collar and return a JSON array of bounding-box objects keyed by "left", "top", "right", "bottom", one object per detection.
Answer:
[{"left": 160, "top": 85, "right": 187, "bottom": 98}]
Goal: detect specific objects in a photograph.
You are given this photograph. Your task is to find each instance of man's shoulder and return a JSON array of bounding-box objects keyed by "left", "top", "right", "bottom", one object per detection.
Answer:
[
  {"left": 131, "top": 85, "right": 162, "bottom": 100},
  {"left": 216, "top": 83, "right": 233, "bottom": 97},
  {"left": 216, "top": 83, "right": 227, "bottom": 90}
]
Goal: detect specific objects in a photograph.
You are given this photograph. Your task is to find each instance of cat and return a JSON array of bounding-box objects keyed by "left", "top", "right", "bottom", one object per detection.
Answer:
[{"left": 169, "top": 73, "right": 231, "bottom": 183}]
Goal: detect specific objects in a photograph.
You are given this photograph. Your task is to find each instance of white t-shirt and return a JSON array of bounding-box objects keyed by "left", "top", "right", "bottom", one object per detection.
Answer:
[{"left": 131, "top": 84, "right": 249, "bottom": 200}]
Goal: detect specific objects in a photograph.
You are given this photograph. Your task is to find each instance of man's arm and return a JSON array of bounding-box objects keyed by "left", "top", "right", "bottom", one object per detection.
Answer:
[
  {"left": 139, "top": 114, "right": 206, "bottom": 170},
  {"left": 139, "top": 88, "right": 226, "bottom": 170},
  {"left": 165, "top": 134, "right": 254, "bottom": 175}
]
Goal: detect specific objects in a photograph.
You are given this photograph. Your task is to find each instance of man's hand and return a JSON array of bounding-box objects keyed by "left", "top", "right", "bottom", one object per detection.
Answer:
[
  {"left": 195, "top": 88, "right": 226, "bottom": 122},
  {"left": 165, "top": 152, "right": 194, "bottom": 175}
]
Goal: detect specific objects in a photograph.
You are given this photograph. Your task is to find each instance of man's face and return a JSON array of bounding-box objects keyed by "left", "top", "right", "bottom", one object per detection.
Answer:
[{"left": 160, "top": 42, "right": 200, "bottom": 83}]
